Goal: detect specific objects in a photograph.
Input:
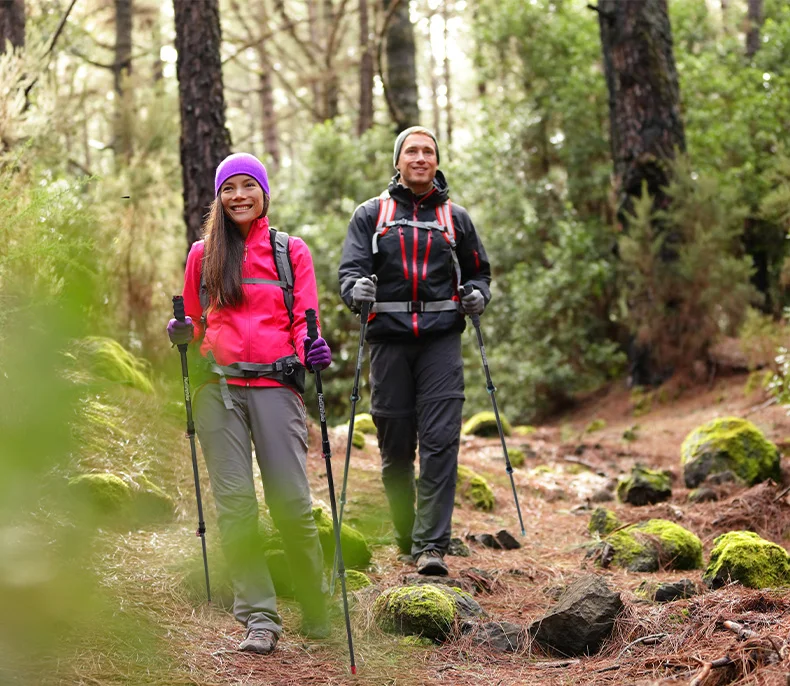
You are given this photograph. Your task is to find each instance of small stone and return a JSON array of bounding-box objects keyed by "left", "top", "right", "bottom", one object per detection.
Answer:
[
  {"left": 637, "top": 578, "right": 698, "bottom": 602},
  {"left": 616, "top": 464, "right": 672, "bottom": 506},
  {"left": 590, "top": 489, "right": 614, "bottom": 503},
  {"left": 401, "top": 574, "right": 475, "bottom": 593},
  {"left": 688, "top": 487, "right": 718, "bottom": 503},
  {"left": 466, "top": 533, "right": 502, "bottom": 549},
  {"left": 447, "top": 537, "right": 471, "bottom": 557},
  {"left": 495, "top": 530, "right": 521, "bottom": 550},
  {"left": 470, "top": 621, "right": 526, "bottom": 652}
]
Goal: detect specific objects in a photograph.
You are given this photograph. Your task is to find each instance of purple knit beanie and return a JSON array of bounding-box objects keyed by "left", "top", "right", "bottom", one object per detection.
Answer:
[{"left": 214, "top": 153, "right": 270, "bottom": 196}]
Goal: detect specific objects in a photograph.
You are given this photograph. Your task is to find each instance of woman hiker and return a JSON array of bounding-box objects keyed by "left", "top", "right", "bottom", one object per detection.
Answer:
[{"left": 167, "top": 153, "right": 332, "bottom": 655}]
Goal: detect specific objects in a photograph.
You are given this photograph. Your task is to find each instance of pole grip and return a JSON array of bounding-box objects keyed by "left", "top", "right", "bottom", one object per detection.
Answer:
[
  {"left": 306, "top": 308, "right": 318, "bottom": 340},
  {"left": 460, "top": 284, "right": 473, "bottom": 298},
  {"left": 173, "top": 295, "right": 186, "bottom": 322}
]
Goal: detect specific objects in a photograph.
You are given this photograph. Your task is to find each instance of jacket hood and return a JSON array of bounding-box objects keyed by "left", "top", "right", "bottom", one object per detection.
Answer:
[{"left": 388, "top": 169, "right": 449, "bottom": 207}]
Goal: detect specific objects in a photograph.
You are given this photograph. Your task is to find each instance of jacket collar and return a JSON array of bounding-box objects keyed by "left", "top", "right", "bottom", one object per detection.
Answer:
[{"left": 388, "top": 169, "right": 450, "bottom": 208}]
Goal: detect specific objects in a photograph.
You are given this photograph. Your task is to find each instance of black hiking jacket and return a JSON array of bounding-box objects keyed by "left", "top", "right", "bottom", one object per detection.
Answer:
[{"left": 338, "top": 171, "right": 491, "bottom": 342}]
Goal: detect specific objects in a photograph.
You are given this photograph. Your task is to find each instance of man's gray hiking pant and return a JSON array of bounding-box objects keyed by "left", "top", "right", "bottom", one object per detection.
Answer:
[
  {"left": 369, "top": 332, "right": 465, "bottom": 557},
  {"left": 194, "top": 383, "right": 326, "bottom": 635}
]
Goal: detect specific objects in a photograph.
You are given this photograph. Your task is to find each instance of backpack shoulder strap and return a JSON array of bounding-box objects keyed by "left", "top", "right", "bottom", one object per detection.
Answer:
[
  {"left": 270, "top": 228, "right": 294, "bottom": 324},
  {"left": 434, "top": 200, "right": 461, "bottom": 289},
  {"left": 199, "top": 254, "right": 209, "bottom": 327},
  {"left": 373, "top": 191, "right": 397, "bottom": 253}
]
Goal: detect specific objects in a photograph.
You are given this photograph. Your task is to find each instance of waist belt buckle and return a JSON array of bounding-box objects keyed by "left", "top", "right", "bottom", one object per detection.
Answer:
[
  {"left": 408, "top": 301, "right": 423, "bottom": 313},
  {"left": 242, "top": 369, "right": 258, "bottom": 378}
]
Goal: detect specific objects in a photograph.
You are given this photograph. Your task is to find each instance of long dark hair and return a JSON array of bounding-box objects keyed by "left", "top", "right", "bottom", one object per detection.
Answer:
[{"left": 201, "top": 193, "right": 270, "bottom": 311}]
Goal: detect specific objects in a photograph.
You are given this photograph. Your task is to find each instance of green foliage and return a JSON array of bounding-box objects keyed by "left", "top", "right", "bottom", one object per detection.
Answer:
[
  {"left": 618, "top": 159, "right": 757, "bottom": 375},
  {"left": 312, "top": 506, "right": 372, "bottom": 570}
]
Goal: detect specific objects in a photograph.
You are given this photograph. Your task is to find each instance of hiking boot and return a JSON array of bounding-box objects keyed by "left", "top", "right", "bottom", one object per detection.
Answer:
[
  {"left": 416, "top": 550, "right": 448, "bottom": 576},
  {"left": 239, "top": 628, "right": 278, "bottom": 654}
]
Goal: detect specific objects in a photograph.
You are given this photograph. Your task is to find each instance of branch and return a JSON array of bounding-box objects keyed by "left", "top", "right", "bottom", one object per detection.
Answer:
[
  {"left": 25, "top": 0, "right": 80, "bottom": 99},
  {"left": 689, "top": 656, "right": 734, "bottom": 686},
  {"left": 273, "top": 0, "right": 319, "bottom": 67},
  {"left": 615, "top": 633, "right": 667, "bottom": 659}
]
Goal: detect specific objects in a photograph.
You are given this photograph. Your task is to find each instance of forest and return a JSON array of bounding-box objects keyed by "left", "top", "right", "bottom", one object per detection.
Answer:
[{"left": 3, "top": 0, "right": 790, "bottom": 684}]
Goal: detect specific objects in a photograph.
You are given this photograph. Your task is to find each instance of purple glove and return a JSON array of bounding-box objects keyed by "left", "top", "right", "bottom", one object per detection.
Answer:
[
  {"left": 304, "top": 336, "right": 332, "bottom": 371},
  {"left": 167, "top": 316, "right": 194, "bottom": 345}
]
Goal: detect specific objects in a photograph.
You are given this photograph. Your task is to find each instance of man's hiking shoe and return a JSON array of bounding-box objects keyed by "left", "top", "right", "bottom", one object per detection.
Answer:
[
  {"left": 239, "top": 628, "right": 278, "bottom": 654},
  {"left": 416, "top": 550, "right": 448, "bottom": 576}
]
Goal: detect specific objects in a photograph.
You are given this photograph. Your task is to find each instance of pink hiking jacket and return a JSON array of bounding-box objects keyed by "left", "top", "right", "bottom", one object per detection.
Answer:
[{"left": 182, "top": 217, "right": 321, "bottom": 390}]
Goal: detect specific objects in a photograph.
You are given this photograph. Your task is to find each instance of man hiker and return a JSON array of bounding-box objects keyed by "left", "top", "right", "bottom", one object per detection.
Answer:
[{"left": 338, "top": 126, "right": 491, "bottom": 576}]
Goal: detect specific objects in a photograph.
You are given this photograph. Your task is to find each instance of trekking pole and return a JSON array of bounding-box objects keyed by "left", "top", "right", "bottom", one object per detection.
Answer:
[
  {"left": 172, "top": 296, "right": 211, "bottom": 602},
  {"left": 331, "top": 275, "right": 376, "bottom": 595},
  {"left": 305, "top": 309, "right": 357, "bottom": 675},
  {"left": 461, "top": 286, "right": 526, "bottom": 537}
]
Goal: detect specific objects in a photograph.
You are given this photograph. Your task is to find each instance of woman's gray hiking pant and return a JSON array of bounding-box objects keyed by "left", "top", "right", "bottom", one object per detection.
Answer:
[{"left": 195, "top": 383, "right": 326, "bottom": 635}]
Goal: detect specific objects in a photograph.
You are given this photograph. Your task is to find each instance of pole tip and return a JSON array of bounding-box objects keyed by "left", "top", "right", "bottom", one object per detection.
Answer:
[{"left": 351, "top": 666, "right": 357, "bottom": 675}]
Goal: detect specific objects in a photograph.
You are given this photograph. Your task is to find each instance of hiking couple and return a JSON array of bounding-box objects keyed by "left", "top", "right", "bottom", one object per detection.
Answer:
[{"left": 166, "top": 126, "right": 491, "bottom": 655}]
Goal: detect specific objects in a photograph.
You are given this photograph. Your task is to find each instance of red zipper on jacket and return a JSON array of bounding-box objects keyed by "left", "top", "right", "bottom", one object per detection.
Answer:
[
  {"left": 398, "top": 228, "right": 409, "bottom": 280},
  {"left": 412, "top": 206, "right": 420, "bottom": 337}
]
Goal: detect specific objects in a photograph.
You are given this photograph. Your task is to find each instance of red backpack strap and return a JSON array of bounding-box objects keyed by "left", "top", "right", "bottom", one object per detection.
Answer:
[
  {"left": 373, "top": 192, "right": 397, "bottom": 253},
  {"left": 435, "top": 200, "right": 455, "bottom": 241}
]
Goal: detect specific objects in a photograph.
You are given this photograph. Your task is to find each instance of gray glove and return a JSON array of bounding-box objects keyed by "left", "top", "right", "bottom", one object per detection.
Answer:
[
  {"left": 461, "top": 287, "right": 485, "bottom": 315},
  {"left": 352, "top": 276, "right": 376, "bottom": 305}
]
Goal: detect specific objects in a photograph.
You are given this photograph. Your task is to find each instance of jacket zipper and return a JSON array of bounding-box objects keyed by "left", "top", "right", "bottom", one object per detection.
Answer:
[{"left": 412, "top": 206, "right": 420, "bottom": 337}]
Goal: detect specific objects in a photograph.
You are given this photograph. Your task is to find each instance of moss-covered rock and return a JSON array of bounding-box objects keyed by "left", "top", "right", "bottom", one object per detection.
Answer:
[
  {"left": 508, "top": 447, "right": 525, "bottom": 468},
  {"left": 461, "top": 411, "right": 512, "bottom": 437},
  {"left": 585, "top": 419, "right": 606, "bottom": 434},
  {"left": 457, "top": 464, "right": 495, "bottom": 511},
  {"left": 130, "top": 475, "right": 175, "bottom": 524},
  {"left": 373, "top": 584, "right": 484, "bottom": 641},
  {"left": 71, "top": 336, "right": 153, "bottom": 393},
  {"left": 588, "top": 508, "right": 621, "bottom": 536},
  {"left": 344, "top": 569, "right": 372, "bottom": 591},
  {"left": 616, "top": 464, "right": 672, "bottom": 506},
  {"left": 513, "top": 425, "right": 536, "bottom": 436},
  {"left": 681, "top": 417, "right": 781, "bottom": 488},
  {"left": 602, "top": 519, "right": 703, "bottom": 572},
  {"left": 703, "top": 531, "right": 790, "bottom": 589},
  {"left": 352, "top": 430, "right": 365, "bottom": 449},
  {"left": 354, "top": 413, "right": 376, "bottom": 435},
  {"left": 68, "top": 473, "right": 132, "bottom": 515},
  {"left": 312, "top": 507, "right": 372, "bottom": 570}
]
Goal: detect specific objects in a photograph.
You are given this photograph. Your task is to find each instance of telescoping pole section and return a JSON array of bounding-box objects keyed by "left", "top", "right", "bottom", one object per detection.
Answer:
[
  {"left": 172, "top": 296, "right": 211, "bottom": 602},
  {"left": 305, "top": 309, "right": 357, "bottom": 675},
  {"left": 461, "top": 286, "right": 526, "bottom": 537}
]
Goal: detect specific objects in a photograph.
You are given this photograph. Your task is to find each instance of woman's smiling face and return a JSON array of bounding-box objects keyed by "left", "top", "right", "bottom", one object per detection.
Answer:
[{"left": 219, "top": 174, "right": 264, "bottom": 235}]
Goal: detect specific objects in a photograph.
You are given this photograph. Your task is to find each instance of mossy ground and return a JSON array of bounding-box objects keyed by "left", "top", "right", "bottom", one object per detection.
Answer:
[
  {"left": 604, "top": 519, "right": 703, "bottom": 572},
  {"left": 461, "top": 411, "right": 512, "bottom": 437},
  {"left": 456, "top": 464, "right": 495, "bottom": 511},
  {"left": 373, "top": 584, "right": 457, "bottom": 641}
]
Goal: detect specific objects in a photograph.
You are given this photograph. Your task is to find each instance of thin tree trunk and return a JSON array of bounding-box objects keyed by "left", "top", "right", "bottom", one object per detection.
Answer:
[
  {"left": 114, "top": 0, "right": 134, "bottom": 164},
  {"left": 443, "top": 1, "right": 452, "bottom": 148},
  {"left": 257, "top": 45, "right": 281, "bottom": 169},
  {"left": 357, "top": 0, "right": 373, "bottom": 134},
  {"left": 429, "top": 19, "right": 439, "bottom": 137},
  {"left": 383, "top": 0, "right": 418, "bottom": 131},
  {"left": 0, "top": 0, "right": 25, "bottom": 52},
  {"left": 173, "top": 0, "right": 231, "bottom": 249},
  {"left": 307, "top": 0, "right": 324, "bottom": 120},
  {"left": 322, "top": 0, "right": 338, "bottom": 119},
  {"left": 745, "top": 0, "right": 763, "bottom": 58}
]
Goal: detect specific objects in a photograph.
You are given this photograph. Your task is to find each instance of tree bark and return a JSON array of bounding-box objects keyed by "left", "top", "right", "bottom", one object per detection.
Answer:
[
  {"left": 114, "top": 0, "right": 134, "bottom": 164},
  {"left": 745, "top": 0, "right": 763, "bottom": 58},
  {"left": 598, "top": 0, "right": 685, "bottom": 225},
  {"left": 257, "top": 45, "right": 281, "bottom": 169},
  {"left": 357, "top": 0, "right": 373, "bottom": 134},
  {"left": 383, "top": 0, "right": 419, "bottom": 131},
  {"left": 173, "top": 0, "right": 231, "bottom": 249},
  {"left": 442, "top": 1, "right": 452, "bottom": 148},
  {"left": 0, "top": 0, "right": 25, "bottom": 53},
  {"left": 322, "top": 0, "right": 339, "bottom": 119}
]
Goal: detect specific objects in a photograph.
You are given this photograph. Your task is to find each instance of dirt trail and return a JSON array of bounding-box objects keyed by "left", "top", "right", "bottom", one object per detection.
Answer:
[{"left": 73, "top": 372, "right": 790, "bottom": 685}]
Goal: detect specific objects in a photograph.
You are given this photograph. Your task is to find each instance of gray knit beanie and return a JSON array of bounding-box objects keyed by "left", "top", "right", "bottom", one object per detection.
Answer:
[{"left": 393, "top": 126, "right": 440, "bottom": 169}]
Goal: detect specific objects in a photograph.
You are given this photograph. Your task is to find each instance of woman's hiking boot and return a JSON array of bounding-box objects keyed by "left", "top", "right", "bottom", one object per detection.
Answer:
[
  {"left": 239, "top": 628, "right": 279, "bottom": 654},
  {"left": 416, "top": 550, "right": 448, "bottom": 576}
]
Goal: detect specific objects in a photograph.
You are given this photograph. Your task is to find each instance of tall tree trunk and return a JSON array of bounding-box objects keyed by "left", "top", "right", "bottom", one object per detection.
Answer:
[
  {"left": 307, "top": 0, "right": 324, "bottom": 120},
  {"left": 597, "top": 0, "right": 686, "bottom": 386},
  {"left": 745, "top": 0, "right": 763, "bottom": 58},
  {"left": 598, "top": 0, "right": 685, "bottom": 225},
  {"left": 0, "top": 0, "right": 25, "bottom": 53},
  {"left": 114, "top": 0, "right": 134, "bottom": 164},
  {"left": 322, "top": 0, "right": 338, "bottom": 119},
  {"left": 357, "top": 0, "right": 373, "bottom": 134},
  {"left": 383, "top": 0, "right": 418, "bottom": 131},
  {"left": 442, "top": 1, "right": 452, "bottom": 148},
  {"left": 173, "top": 0, "right": 231, "bottom": 249},
  {"left": 257, "top": 45, "right": 281, "bottom": 170},
  {"left": 428, "top": 19, "right": 439, "bottom": 136}
]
